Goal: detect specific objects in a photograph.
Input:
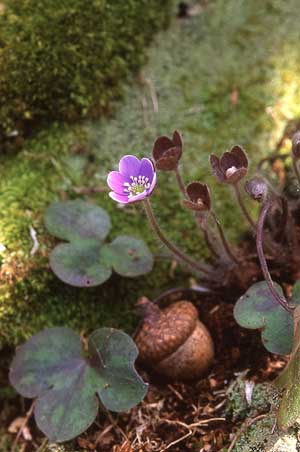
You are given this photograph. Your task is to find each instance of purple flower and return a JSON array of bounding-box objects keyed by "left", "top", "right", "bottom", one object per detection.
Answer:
[{"left": 107, "top": 155, "right": 156, "bottom": 204}]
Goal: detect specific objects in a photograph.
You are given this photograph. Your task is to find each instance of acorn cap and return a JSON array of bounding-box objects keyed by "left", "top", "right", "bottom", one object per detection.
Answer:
[{"left": 135, "top": 299, "right": 198, "bottom": 364}]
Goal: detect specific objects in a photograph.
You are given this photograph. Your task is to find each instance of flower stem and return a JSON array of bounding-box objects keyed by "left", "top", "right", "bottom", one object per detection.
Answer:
[
  {"left": 292, "top": 157, "right": 300, "bottom": 186},
  {"left": 210, "top": 211, "right": 240, "bottom": 263},
  {"left": 256, "top": 200, "right": 291, "bottom": 312},
  {"left": 175, "top": 167, "right": 187, "bottom": 197},
  {"left": 233, "top": 183, "right": 256, "bottom": 230},
  {"left": 275, "top": 196, "right": 289, "bottom": 241},
  {"left": 143, "top": 198, "right": 211, "bottom": 275}
]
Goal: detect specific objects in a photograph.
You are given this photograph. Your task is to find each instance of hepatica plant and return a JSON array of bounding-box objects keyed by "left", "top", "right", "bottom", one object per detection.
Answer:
[
  {"left": 44, "top": 199, "right": 153, "bottom": 287},
  {"left": 10, "top": 129, "right": 300, "bottom": 444},
  {"left": 107, "top": 130, "right": 300, "bottom": 430},
  {"left": 9, "top": 199, "right": 153, "bottom": 442}
]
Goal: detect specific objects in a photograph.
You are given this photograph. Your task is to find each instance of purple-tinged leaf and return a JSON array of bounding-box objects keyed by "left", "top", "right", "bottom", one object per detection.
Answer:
[
  {"left": 50, "top": 241, "right": 111, "bottom": 287},
  {"left": 234, "top": 281, "right": 293, "bottom": 354},
  {"left": 10, "top": 327, "right": 147, "bottom": 442},
  {"left": 45, "top": 200, "right": 110, "bottom": 242},
  {"left": 101, "top": 236, "right": 153, "bottom": 277}
]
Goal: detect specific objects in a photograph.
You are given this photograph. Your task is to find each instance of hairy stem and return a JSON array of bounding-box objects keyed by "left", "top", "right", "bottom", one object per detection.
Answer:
[
  {"left": 292, "top": 157, "right": 300, "bottom": 186},
  {"left": 143, "top": 198, "right": 211, "bottom": 275},
  {"left": 210, "top": 211, "right": 240, "bottom": 263},
  {"left": 202, "top": 224, "right": 220, "bottom": 258},
  {"left": 256, "top": 201, "right": 291, "bottom": 312},
  {"left": 233, "top": 183, "right": 256, "bottom": 230},
  {"left": 175, "top": 166, "right": 187, "bottom": 197}
]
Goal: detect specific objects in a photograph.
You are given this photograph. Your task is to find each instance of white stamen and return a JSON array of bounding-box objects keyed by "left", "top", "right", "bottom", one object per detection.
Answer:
[{"left": 123, "top": 173, "right": 151, "bottom": 197}]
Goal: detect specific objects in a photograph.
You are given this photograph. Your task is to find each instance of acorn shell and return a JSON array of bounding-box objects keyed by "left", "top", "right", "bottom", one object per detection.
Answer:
[{"left": 135, "top": 300, "right": 214, "bottom": 380}]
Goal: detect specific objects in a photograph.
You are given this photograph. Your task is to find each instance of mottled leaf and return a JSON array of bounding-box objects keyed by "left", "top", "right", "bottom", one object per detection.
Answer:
[
  {"left": 101, "top": 236, "right": 153, "bottom": 277},
  {"left": 234, "top": 281, "right": 293, "bottom": 354},
  {"left": 10, "top": 327, "right": 147, "bottom": 442},
  {"left": 45, "top": 200, "right": 111, "bottom": 242},
  {"left": 50, "top": 241, "right": 111, "bottom": 287}
]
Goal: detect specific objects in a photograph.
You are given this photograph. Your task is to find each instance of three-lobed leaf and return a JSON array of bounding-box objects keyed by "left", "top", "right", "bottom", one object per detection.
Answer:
[
  {"left": 45, "top": 200, "right": 111, "bottom": 242},
  {"left": 101, "top": 236, "right": 154, "bottom": 277},
  {"left": 10, "top": 327, "right": 148, "bottom": 442},
  {"left": 234, "top": 281, "right": 293, "bottom": 354},
  {"left": 45, "top": 200, "right": 153, "bottom": 287}
]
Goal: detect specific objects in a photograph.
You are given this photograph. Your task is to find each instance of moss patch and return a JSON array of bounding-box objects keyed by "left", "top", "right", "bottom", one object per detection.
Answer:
[
  {"left": 0, "top": 0, "right": 173, "bottom": 142},
  {"left": 2, "top": 0, "right": 300, "bottom": 348}
]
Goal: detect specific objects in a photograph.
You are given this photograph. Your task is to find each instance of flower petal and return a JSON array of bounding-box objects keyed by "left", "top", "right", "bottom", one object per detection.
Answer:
[
  {"left": 148, "top": 172, "right": 157, "bottom": 194},
  {"left": 139, "top": 158, "right": 155, "bottom": 182},
  {"left": 108, "top": 191, "right": 129, "bottom": 204},
  {"left": 127, "top": 191, "right": 148, "bottom": 204},
  {"left": 210, "top": 154, "right": 225, "bottom": 182},
  {"left": 220, "top": 151, "right": 237, "bottom": 172},
  {"left": 172, "top": 130, "right": 183, "bottom": 149},
  {"left": 119, "top": 155, "right": 141, "bottom": 177},
  {"left": 107, "top": 171, "right": 129, "bottom": 195},
  {"left": 230, "top": 145, "right": 248, "bottom": 168},
  {"left": 152, "top": 136, "right": 174, "bottom": 161}
]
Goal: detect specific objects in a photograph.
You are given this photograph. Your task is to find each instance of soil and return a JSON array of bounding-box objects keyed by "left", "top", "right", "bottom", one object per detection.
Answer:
[{"left": 2, "top": 289, "right": 287, "bottom": 452}]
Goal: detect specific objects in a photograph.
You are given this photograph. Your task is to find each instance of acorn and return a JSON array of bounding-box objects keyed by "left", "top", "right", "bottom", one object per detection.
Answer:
[{"left": 135, "top": 297, "right": 214, "bottom": 380}]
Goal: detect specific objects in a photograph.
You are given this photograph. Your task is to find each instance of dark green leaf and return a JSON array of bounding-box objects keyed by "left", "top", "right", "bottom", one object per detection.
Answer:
[
  {"left": 234, "top": 281, "right": 293, "bottom": 354},
  {"left": 10, "top": 327, "right": 147, "bottom": 442},
  {"left": 101, "top": 236, "right": 153, "bottom": 277},
  {"left": 50, "top": 241, "right": 111, "bottom": 287},
  {"left": 45, "top": 200, "right": 111, "bottom": 242}
]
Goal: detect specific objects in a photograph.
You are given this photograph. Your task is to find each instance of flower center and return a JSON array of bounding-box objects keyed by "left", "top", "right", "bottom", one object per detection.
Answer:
[
  {"left": 225, "top": 166, "right": 238, "bottom": 178},
  {"left": 123, "top": 175, "right": 151, "bottom": 198}
]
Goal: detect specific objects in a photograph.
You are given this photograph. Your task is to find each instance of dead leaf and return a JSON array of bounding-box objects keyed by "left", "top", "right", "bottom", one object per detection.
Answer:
[
  {"left": 8, "top": 417, "right": 32, "bottom": 441},
  {"left": 113, "top": 440, "right": 133, "bottom": 452}
]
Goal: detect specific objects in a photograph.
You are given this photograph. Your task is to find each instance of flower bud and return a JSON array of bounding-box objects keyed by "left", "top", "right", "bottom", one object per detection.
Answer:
[
  {"left": 244, "top": 177, "right": 268, "bottom": 203},
  {"left": 210, "top": 145, "right": 248, "bottom": 184},
  {"left": 152, "top": 130, "right": 183, "bottom": 171},
  {"left": 182, "top": 182, "right": 211, "bottom": 211}
]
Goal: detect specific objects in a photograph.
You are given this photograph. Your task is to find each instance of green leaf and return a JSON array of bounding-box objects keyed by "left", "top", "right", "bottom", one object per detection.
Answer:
[
  {"left": 10, "top": 327, "right": 147, "bottom": 443},
  {"left": 45, "top": 200, "right": 111, "bottom": 242},
  {"left": 233, "top": 281, "right": 293, "bottom": 354},
  {"left": 50, "top": 241, "right": 111, "bottom": 287},
  {"left": 101, "top": 236, "right": 154, "bottom": 277},
  {"left": 45, "top": 201, "right": 153, "bottom": 287}
]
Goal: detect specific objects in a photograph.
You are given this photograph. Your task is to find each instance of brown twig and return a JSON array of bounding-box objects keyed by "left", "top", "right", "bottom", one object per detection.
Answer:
[
  {"left": 160, "top": 418, "right": 226, "bottom": 451},
  {"left": 35, "top": 437, "right": 48, "bottom": 452},
  {"left": 12, "top": 401, "right": 35, "bottom": 452}
]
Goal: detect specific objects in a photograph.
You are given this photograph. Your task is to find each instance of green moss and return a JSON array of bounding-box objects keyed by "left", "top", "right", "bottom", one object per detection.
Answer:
[
  {"left": 226, "top": 377, "right": 278, "bottom": 422},
  {"left": 2, "top": 0, "right": 300, "bottom": 348},
  {"left": 226, "top": 381, "right": 299, "bottom": 452},
  {"left": 0, "top": 0, "right": 173, "bottom": 141}
]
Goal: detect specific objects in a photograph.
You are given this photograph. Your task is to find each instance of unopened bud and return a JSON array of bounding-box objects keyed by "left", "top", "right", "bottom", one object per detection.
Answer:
[{"left": 244, "top": 177, "right": 268, "bottom": 202}]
